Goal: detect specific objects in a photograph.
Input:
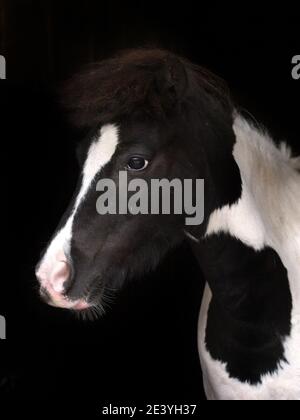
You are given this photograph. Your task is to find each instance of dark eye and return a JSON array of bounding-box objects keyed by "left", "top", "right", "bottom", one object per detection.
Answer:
[{"left": 127, "top": 157, "right": 149, "bottom": 171}]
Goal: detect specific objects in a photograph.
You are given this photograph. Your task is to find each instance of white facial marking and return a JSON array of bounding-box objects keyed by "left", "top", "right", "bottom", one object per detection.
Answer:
[
  {"left": 200, "top": 114, "right": 300, "bottom": 400},
  {"left": 75, "top": 124, "right": 120, "bottom": 211},
  {"left": 37, "top": 124, "right": 119, "bottom": 297}
]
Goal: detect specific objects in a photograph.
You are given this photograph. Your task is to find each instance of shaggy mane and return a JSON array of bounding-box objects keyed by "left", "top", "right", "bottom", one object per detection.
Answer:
[{"left": 62, "top": 48, "right": 232, "bottom": 128}]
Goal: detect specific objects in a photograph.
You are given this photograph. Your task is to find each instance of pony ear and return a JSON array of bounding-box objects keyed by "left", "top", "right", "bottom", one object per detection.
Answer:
[{"left": 155, "top": 55, "right": 188, "bottom": 106}]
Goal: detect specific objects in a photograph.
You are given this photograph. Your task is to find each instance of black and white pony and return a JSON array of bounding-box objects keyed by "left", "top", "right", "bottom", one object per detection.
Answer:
[{"left": 36, "top": 49, "right": 300, "bottom": 400}]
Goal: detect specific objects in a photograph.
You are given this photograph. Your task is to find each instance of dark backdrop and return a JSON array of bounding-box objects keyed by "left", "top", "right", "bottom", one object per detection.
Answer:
[{"left": 0, "top": 0, "right": 300, "bottom": 411}]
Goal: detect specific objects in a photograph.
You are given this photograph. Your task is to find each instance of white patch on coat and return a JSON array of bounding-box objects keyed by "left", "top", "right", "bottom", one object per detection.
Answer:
[
  {"left": 199, "top": 115, "right": 300, "bottom": 400},
  {"left": 37, "top": 124, "right": 119, "bottom": 288},
  {"left": 206, "top": 179, "right": 266, "bottom": 251}
]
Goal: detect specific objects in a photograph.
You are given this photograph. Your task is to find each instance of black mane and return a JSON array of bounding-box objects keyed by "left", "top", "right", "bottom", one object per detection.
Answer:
[{"left": 62, "top": 48, "right": 233, "bottom": 128}]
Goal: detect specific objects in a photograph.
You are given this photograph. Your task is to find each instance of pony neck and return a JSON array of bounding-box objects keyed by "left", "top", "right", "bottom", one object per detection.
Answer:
[{"left": 190, "top": 114, "right": 300, "bottom": 320}]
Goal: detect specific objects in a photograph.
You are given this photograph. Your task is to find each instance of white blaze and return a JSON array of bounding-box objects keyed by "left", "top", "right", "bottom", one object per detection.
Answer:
[{"left": 38, "top": 124, "right": 119, "bottom": 287}]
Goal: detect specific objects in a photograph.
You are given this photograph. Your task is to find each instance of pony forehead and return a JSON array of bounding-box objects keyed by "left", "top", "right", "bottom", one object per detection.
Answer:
[{"left": 84, "top": 124, "right": 119, "bottom": 180}]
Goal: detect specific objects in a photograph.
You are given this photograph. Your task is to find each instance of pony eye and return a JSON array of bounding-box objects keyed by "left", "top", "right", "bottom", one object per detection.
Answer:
[{"left": 127, "top": 157, "right": 149, "bottom": 171}]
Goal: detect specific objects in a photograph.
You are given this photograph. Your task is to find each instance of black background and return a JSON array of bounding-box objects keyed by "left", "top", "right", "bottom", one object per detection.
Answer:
[{"left": 0, "top": 0, "right": 300, "bottom": 410}]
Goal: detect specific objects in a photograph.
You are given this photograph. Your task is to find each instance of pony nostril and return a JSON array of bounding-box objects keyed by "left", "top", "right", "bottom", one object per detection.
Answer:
[{"left": 50, "top": 261, "right": 71, "bottom": 293}]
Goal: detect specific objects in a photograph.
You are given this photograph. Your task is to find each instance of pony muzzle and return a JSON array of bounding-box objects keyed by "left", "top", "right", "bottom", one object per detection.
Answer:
[{"left": 36, "top": 252, "right": 90, "bottom": 311}]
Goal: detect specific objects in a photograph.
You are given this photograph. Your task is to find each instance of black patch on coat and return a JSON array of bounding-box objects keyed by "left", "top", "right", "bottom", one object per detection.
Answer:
[{"left": 197, "top": 233, "right": 292, "bottom": 384}]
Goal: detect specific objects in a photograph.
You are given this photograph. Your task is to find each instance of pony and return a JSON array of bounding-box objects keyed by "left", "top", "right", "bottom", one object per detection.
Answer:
[{"left": 35, "top": 49, "right": 300, "bottom": 400}]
